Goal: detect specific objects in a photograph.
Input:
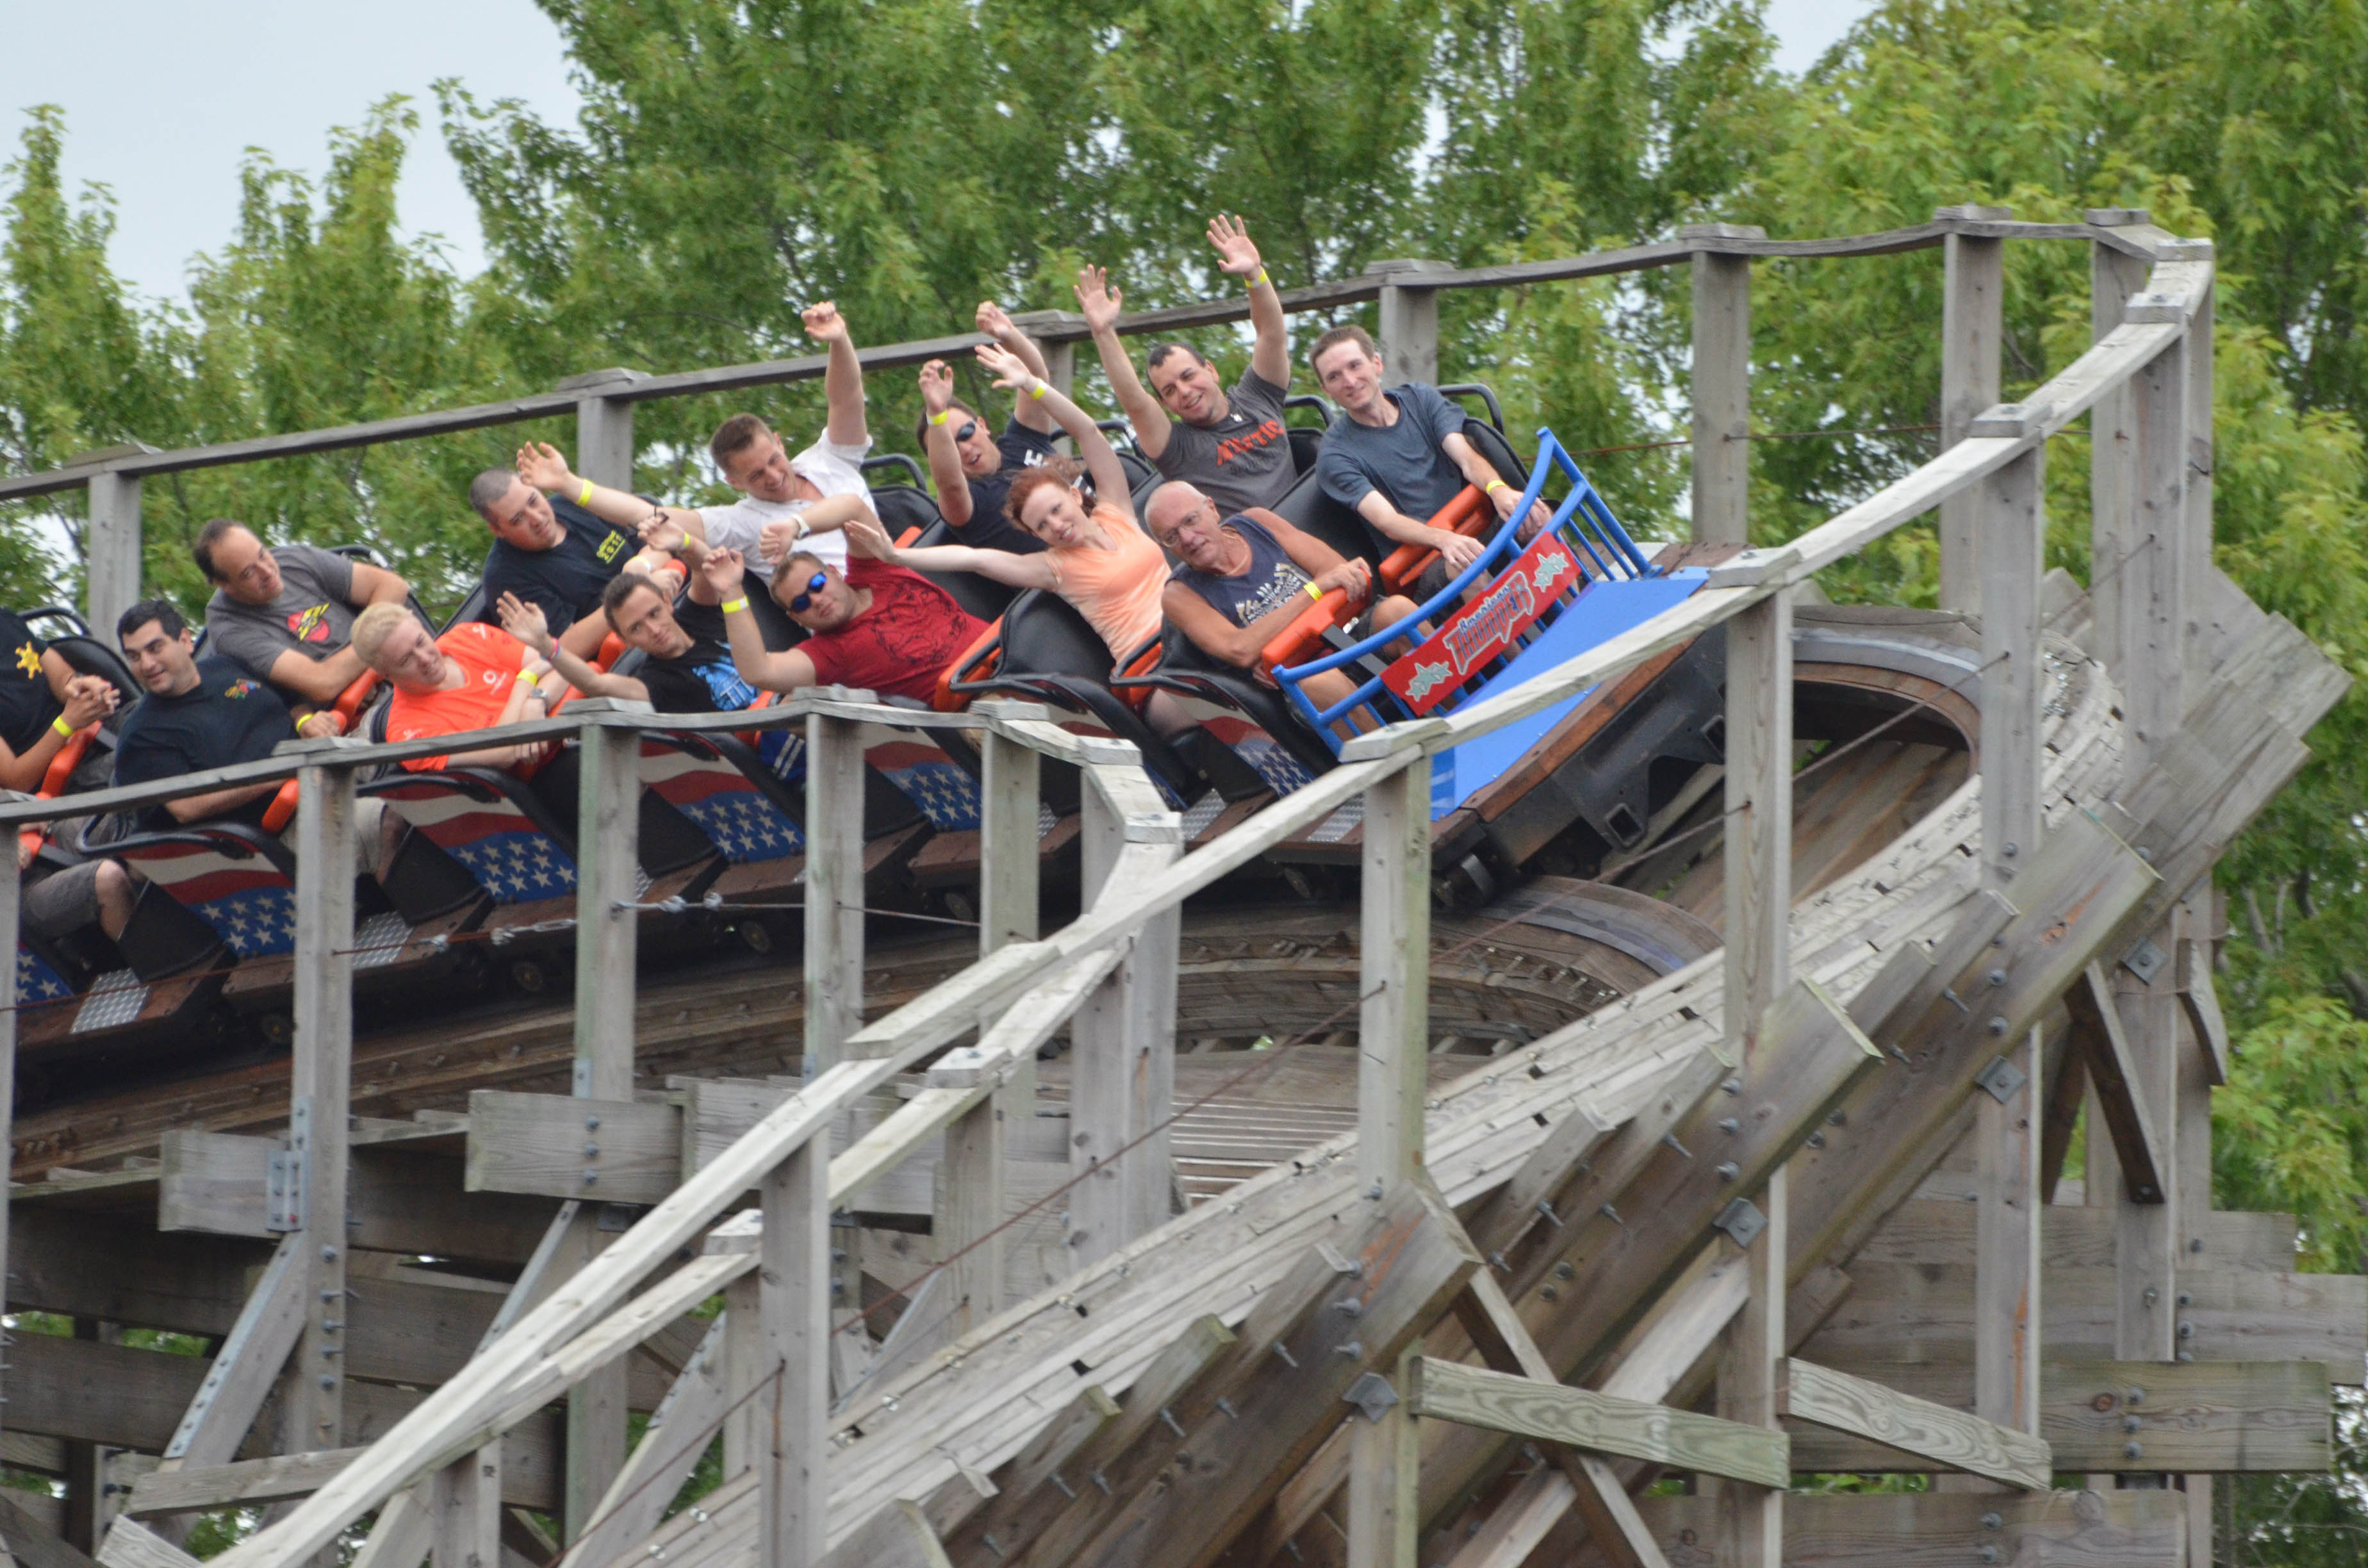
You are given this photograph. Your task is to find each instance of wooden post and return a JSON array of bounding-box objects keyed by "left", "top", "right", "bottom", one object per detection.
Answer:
[
  {"left": 1066, "top": 754, "right": 1181, "bottom": 1266},
  {"left": 804, "top": 701, "right": 866, "bottom": 1072},
  {"left": 1683, "top": 224, "right": 1764, "bottom": 547},
  {"left": 759, "top": 1138, "right": 830, "bottom": 1567},
  {"left": 1345, "top": 757, "right": 1432, "bottom": 1568},
  {"left": 288, "top": 757, "right": 358, "bottom": 1458},
  {"left": 1971, "top": 412, "right": 2048, "bottom": 1452},
  {"left": 2175, "top": 893, "right": 2217, "bottom": 1565},
  {"left": 722, "top": 1272, "right": 762, "bottom": 1482},
  {"left": 1936, "top": 205, "right": 2012, "bottom": 611},
  {"left": 2120, "top": 328, "right": 2189, "bottom": 768},
  {"left": 558, "top": 368, "right": 648, "bottom": 493},
  {"left": 0, "top": 824, "right": 19, "bottom": 1471},
  {"left": 571, "top": 709, "right": 646, "bottom": 1100},
  {"left": 1719, "top": 589, "right": 1791, "bottom": 1568},
  {"left": 1371, "top": 260, "right": 1447, "bottom": 389},
  {"left": 1008, "top": 311, "right": 1085, "bottom": 401},
  {"left": 429, "top": 1450, "right": 498, "bottom": 1568},
  {"left": 2085, "top": 208, "right": 2158, "bottom": 735},
  {"left": 1357, "top": 756, "right": 1431, "bottom": 1194},
  {"left": 977, "top": 705, "right": 1044, "bottom": 1098},
  {"left": 2179, "top": 247, "right": 2216, "bottom": 690},
  {"left": 568, "top": 708, "right": 643, "bottom": 1544},
  {"left": 81, "top": 457, "right": 148, "bottom": 638}
]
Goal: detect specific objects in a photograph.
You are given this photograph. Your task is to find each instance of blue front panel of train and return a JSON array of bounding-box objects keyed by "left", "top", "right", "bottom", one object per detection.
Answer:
[
  {"left": 17, "top": 947, "right": 73, "bottom": 1006},
  {"left": 1427, "top": 569, "right": 1709, "bottom": 819}
]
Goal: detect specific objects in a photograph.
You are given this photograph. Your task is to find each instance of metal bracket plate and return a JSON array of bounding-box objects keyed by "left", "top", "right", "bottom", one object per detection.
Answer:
[
  {"left": 1343, "top": 1371, "right": 1401, "bottom": 1423},
  {"left": 1713, "top": 1197, "right": 1768, "bottom": 1250},
  {"left": 1974, "top": 1054, "right": 2028, "bottom": 1104},
  {"left": 2123, "top": 937, "right": 2167, "bottom": 985}
]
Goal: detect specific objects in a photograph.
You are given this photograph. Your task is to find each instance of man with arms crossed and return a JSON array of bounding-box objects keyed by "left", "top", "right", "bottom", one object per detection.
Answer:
[
  {"left": 916, "top": 302, "right": 1058, "bottom": 555},
  {"left": 1077, "top": 216, "right": 1296, "bottom": 514},
  {"left": 1309, "top": 325, "right": 1549, "bottom": 580},
  {"left": 194, "top": 519, "right": 416, "bottom": 719}
]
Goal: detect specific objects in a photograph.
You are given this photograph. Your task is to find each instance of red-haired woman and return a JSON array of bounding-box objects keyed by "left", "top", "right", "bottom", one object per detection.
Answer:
[{"left": 844, "top": 341, "right": 1191, "bottom": 734}]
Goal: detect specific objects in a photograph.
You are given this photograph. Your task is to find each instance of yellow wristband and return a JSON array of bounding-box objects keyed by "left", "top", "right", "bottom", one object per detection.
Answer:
[
  {"left": 1028, "top": 380, "right": 1049, "bottom": 400},
  {"left": 1484, "top": 479, "right": 1509, "bottom": 495},
  {"left": 1304, "top": 580, "right": 1322, "bottom": 601},
  {"left": 720, "top": 597, "right": 750, "bottom": 615},
  {"left": 577, "top": 478, "right": 594, "bottom": 506},
  {"left": 49, "top": 715, "right": 72, "bottom": 740},
  {"left": 929, "top": 411, "right": 950, "bottom": 427},
  {"left": 1253, "top": 267, "right": 1270, "bottom": 288}
]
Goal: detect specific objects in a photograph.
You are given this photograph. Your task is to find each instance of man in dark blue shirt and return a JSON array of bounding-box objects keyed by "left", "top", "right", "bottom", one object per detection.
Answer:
[
  {"left": 916, "top": 302, "right": 1058, "bottom": 555},
  {"left": 113, "top": 599, "right": 308, "bottom": 832}
]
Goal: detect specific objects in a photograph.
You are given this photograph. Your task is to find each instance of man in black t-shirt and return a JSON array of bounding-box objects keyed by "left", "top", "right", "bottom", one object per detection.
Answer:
[
  {"left": 466, "top": 461, "right": 681, "bottom": 662},
  {"left": 497, "top": 573, "right": 761, "bottom": 719},
  {"left": 113, "top": 600, "right": 313, "bottom": 833},
  {"left": 915, "top": 302, "right": 1057, "bottom": 555}
]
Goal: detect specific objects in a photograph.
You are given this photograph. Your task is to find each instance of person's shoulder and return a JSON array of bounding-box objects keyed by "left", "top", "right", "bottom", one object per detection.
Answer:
[
  {"left": 201, "top": 587, "right": 241, "bottom": 623},
  {"left": 1233, "top": 366, "right": 1288, "bottom": 407},
  {"left": 273, "top": 541, "right": 345, "bottom": 573}
]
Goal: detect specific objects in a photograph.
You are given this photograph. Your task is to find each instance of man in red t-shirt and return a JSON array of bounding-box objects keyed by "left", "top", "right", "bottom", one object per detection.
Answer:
[
  {"left": 350, "top": 604, "right": 566, "bottom": 774},
  {"left": 697, "top": 528, "right": 987, "bottom": 705}
]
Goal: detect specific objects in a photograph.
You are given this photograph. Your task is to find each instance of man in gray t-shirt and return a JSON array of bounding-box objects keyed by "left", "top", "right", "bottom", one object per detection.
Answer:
[
  {"left": 196, "top": 520, "right": 416, "bottom": 716},
  {"left": 1077, "top": 214, "right": 1299, "bottom": 514}
]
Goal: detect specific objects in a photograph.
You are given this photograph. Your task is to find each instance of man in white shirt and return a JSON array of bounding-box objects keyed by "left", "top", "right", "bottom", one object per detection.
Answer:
[{"left": 671, "top": 300, "right": 871, "bottom": 580}]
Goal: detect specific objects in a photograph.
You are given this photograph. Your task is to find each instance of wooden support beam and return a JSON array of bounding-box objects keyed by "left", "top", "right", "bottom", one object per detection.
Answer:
[
  {"left": 1779, "top": 1359, "right": 2051, "bottom": 1490},
  {"left": 156, "top": 1233, "right": 308, "bottom": 1473},
  {"left": 976, "top": 701, "right": 1044, "bottom": 1103},
  {"left": 1619, "top": 1489, "right": 2184, "bottom": 1567},
  {"left": 288, "top": 757, "right": 359, "bottom": 1457},
  {"left": 1408, "top": 1359, "right": 1789, "bottom": 1489},
  {"left": 0, "top": 1485, "right": 103, "bottom": 1568},
  {"left": 1784, "top": 1358, "right": 2331, "bottom": 1475},
  {"left": 430, "top": 1448, "right": 499, "bottom": 1568},
  {"left": 2065, "top": 961, "right": 2165, "bottom": 1204},
  {"left": 466, "top": 1092, "right": 678, "bottom": 1205},
  {"left": 571, "top": 709, "right": 645, "bottom": 1098},
  {"left": 129, "top": 1450, "right": 364, "bottom": 1517},
  {"left": 1936, "top": 205, "right": 2010, "bottom": 610},
  {"left": 84, "top": 470, "right": 143, "bottom": 641},
  {"left": 1371, "top": 260, "right": 1445, "bottom": 389},
  {"left": 0, "top": 771, "right": 18, "bottom": 1482},
  {"left": 566, "top": 1318, "right": 728, "bottom": 1568},
  {"left": 93, "top": 1516, "right": 197, "bottom": 1568},
  {"left": 151, "top": 1138, "right": 557, "bottom": 1263},
  {"left": 562, "top": 368, "right": 645, "bottom": 491},
  {"left": 2176, "top": 936, "right": 2230, "bottom": 1086},
  {"left": 1016, "top": 1177, "right": 1479, "bottom": 1568},
  {"left": 805, "top": 703, "right": 867, "bottom": 1074},
  {"left": 1683, "top": 224, "right": 1762, "bottom": 546}
]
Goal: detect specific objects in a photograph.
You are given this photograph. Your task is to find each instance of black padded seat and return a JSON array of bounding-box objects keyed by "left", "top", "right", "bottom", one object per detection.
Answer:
[
  {"left": 1131, "top": 626, "right": 1338, "bottom": 783},
  {"left": 901, "top": 519, "right": 1020, "bottom": 623},
  {"left": 947, "top": 589, "right": 1200, "bottom": 803}
]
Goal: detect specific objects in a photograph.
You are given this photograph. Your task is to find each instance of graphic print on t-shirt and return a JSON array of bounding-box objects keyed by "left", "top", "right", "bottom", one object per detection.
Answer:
[{"left": 287, "top": 603, "right": 334, "bottom": 644}]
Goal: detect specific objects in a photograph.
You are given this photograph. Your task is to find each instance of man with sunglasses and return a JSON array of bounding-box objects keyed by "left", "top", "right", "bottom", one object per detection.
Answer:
[
  {"left": 195, "top": 519, "right": 419, "bottom": 716},
  {"left": 915, "top": 301, "right": 1057, "bottom": 555},
  {"left": 696, "top": 525, "right": 987, "bottom": 705}
]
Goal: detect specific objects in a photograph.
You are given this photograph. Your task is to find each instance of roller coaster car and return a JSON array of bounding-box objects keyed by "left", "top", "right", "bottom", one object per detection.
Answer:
[{"left": 1241, "top": 427, "right": 1736, "bottom": 898}]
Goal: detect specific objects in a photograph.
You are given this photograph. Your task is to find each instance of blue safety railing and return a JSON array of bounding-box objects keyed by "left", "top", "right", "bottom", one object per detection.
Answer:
[{"left": 1275, "top": 429, "right": 1658, "bottom": 749}]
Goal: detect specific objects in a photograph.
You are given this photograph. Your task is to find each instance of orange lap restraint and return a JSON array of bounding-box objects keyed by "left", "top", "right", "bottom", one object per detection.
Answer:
[
  {"left": 19, "top": 722, "right": 97, "bottom": 863},
  {"left": 1377, "top": 486, "right": 1489, "bottom": 595}
]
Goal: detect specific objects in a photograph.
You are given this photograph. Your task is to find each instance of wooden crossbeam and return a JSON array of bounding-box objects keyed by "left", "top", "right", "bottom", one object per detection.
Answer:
[
  {"left": 0, "top": 1487, "right": 103, "bottom": 1568},
  {"left": 127, "top": 1450, "right": 360, "bottom": 1517},
  {"left": 1778, "top": 1359, "right": 2051, "bottom": 1490},
  {"left": 1409, "top": 1359, "right": 1789, "bottom": 1489},
  {"left": 1625, "top": 1489, "right": 2183, "bottom": 1567},
  {"left": 92, "top": 1519, "right": 196, "bottom": 1568},
  {"left": 1784, "top": 1359, "right": 2332, "bottom": 1474},
  {"left": 2064, "top": 961, "right": 2166, "bottom": 1202}
]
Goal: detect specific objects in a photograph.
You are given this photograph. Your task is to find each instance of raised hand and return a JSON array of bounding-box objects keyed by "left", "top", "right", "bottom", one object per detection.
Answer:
[
  {"left": 843, "top": 510, "right": 894, "bottom": 562},
  {"left": 974, "top": 340, "right": 1032, "bottom": 391},
  {"left": 637, "top": 510, "right": 686, "bottom": 555},
  {"left": 1206, "top": 214, "right": 1263, "bottom": 279},
  {"left": 515, "top": 440, "right": 576, "bottom": 494},
  {"left": 975, "top": 300, "right": 1019, "bottom": 342},
  {"left": 800, "top": 300, "right": 850, "bottom": 344},
  {"left": 495, "top": 591, "right": 554, "bottom": 655},
  {"left": 701, "top": 546, "right": 748, "bottom": 600},
  {"left": 1515, "top": 497, "right": 1553, "bottom": 544},
  {"left": 757, "top": 518, "right": 805, "bottom": 566},
  {"left": 918, "top": 359, "right": 956, "bottom": 416},
  {"left": 1074, "top": 265, "right": 1123, "bottom": 334}
]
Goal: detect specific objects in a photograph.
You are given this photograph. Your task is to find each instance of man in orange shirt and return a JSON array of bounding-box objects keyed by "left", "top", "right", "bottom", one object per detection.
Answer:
[{"left": 349, "top": 604, "right": 565, "bottom": 775}]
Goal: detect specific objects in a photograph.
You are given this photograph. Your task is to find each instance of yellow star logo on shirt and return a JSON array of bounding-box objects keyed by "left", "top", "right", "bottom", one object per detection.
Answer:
[{"left": 13, "top": 642, "right": 37, "bottom": 679}]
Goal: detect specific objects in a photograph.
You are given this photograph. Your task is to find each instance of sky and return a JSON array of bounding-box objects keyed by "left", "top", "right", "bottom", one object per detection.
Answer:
[{"left": 3, "top": 0, "right": 1873, "bottom": 309}]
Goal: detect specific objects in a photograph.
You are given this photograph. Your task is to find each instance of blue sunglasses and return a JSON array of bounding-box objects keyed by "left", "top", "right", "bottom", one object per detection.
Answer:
[{"left": 785, "top": 571, "right": 830, "bottom": 614}]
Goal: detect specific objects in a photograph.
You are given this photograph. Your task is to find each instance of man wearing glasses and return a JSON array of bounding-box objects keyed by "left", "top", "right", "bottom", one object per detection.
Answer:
[
  {"left": 695, "top": 528, "right": 987, "bottom": 706},
  {"left": 914, "top": 301, "right": 1058, "bottom": 555},
  {"left": 195, "top": 519, "right": 418, "bottom": 718}
]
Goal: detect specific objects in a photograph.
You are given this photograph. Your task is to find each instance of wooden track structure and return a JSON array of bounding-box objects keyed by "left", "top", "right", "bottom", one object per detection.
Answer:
[{"left": 0, "top": 207, "right": 2351, "bottom": 1568}]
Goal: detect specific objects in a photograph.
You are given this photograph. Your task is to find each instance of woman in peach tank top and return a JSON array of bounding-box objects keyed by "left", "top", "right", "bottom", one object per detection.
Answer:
[{"left": 867, "top": 341, "right": 1192, "bottom": 735}]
